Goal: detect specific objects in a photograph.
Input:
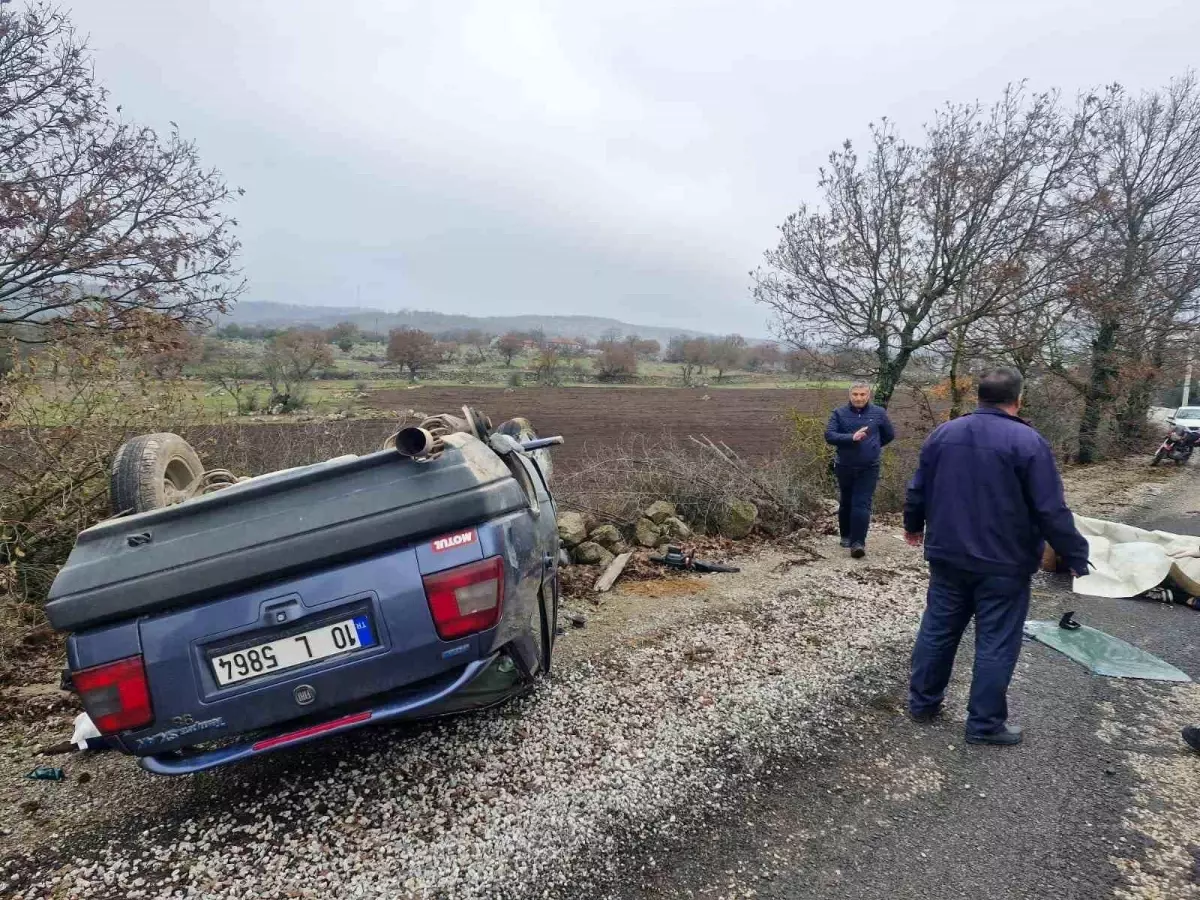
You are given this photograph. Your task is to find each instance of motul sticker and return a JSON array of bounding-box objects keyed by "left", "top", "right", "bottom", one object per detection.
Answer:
[{"left": 432, "top": 530, "right": 476, "bottom": 553}]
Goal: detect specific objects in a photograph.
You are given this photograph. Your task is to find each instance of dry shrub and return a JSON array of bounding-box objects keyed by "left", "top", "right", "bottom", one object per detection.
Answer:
[
  {"left": 874, "top": 438, "right": 922, "bottom": 513},
  {"left": 558, "top": 416, "right": 847, "bottom": 535},
  {"left": 556, "top": 434, "right": 825, "bottom": 535},
  {"left": 179, "top": 420, "right": 396, "bottom": 477},
  {"left": 556, "top": 409, "right": 923, "bottom": 534},
  {"left": 0, "top": 346, "right": 202, "bottom": 604}
]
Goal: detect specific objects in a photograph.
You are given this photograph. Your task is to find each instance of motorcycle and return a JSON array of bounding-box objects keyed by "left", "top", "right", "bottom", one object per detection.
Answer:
[{"left": 1151, "top": 425, "right": 1200, "bottom": 466}]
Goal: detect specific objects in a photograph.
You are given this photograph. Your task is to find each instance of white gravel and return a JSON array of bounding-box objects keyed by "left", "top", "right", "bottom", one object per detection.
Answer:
[{"left": 3, "top": 546, "right": 930, "bottom": 900}]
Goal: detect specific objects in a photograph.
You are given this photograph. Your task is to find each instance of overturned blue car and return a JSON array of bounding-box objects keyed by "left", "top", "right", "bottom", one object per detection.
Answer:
[{"left": 45, "top": 409, "right": 561, "bottom": 775}]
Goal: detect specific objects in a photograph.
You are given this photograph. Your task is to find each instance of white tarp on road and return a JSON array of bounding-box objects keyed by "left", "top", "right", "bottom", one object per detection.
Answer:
[{"left": 1072, "top": 515, "right": 1200, "bottom": 598}]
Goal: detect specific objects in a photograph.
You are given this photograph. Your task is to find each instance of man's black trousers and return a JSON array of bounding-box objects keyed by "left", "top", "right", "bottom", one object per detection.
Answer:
[
  {"left": 835, "top": 463, "right": 879, "bottom": 546},
  {"left": 909, "top": 561, "right": 1032, "bottom": 736}
]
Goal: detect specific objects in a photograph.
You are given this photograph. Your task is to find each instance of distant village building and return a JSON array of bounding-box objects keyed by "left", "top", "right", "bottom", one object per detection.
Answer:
[{"left": 521, "top": 337, "right": 584, "bottom": 352}]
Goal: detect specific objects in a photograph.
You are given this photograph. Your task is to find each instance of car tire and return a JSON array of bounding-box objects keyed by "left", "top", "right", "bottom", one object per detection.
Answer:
[{"left": 110, "top": 433, "right": 205, "bottom": 515}]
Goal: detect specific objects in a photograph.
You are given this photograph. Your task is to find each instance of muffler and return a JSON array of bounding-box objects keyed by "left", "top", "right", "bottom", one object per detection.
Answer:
[{"left": 392, "top": 426, "right": 438, "bottom": 458}]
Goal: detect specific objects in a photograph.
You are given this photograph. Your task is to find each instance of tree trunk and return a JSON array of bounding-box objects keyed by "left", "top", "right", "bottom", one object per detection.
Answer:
[
  {"left": 1116, "top": 376, "right": 1154, "bottom": 444},
  {"left": 1117, "top": 316, "right": 1173, "bottom": 443},
  {"left": 947, "top": 330, "right": 967, "bottom": 419},
  {"left": 873, "top": 350, "right": 912, "bottom": 409},
  {"left": 1076, "top": 320, "right": 1119, "bottom": 464}
]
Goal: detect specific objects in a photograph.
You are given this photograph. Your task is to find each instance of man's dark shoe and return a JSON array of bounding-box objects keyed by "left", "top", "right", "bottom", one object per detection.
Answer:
[
  {"left": 839, "top": 537, "right": 852, "bottom": 548},
  {"left": 910, "top": 704, "right": 943, "bottom": 724},
  {"left": 965, "top": 724, "right": 1023, "bottom": 746},
  {"left": 1183, "top": 725, "right": 1200, "bottom": 753},
  {"left": 850, "top": 543, "right": 866, "bottom": 559}
]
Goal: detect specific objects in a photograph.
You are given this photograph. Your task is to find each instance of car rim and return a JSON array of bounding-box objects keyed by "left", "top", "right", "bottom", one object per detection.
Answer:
[{"left": 162, "top": 458, "right": 197, "bottom": 506}]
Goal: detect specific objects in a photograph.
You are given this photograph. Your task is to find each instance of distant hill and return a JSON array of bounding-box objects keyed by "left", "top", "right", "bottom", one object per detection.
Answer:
[{"left": 216, "top": 302, "right": 715, "bottom": 343}]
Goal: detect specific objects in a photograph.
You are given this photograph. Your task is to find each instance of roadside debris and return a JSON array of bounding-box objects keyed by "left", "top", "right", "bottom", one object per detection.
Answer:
[
  {"left": 1058, "top": 610, "right": 1081, "bottom": 630},
  {"left": 594, "top": 552, "right": 632, "bottom": 594},
  {"left": 651, "top": 545, "right": 740, "bottom": 574},
  {"left": 1052, "top": 514, "right": 1200, "bottom": 599},
  {"left": 37, "top": 712, "right": 112, "bottom": 756},
  {"left": 565, "top": 612, "right": 587, "bottom": 629},
  {"left": 26, "top": 766, "right": 65, "bottom": 782},
  {"left": 1024, "top": 619, "right": 1192, "bottom": 682}
]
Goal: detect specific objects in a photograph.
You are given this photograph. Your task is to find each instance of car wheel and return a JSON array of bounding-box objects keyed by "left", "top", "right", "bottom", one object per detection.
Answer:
[{"left": 110, "top": 433, "right": 205, "bottom": 515}]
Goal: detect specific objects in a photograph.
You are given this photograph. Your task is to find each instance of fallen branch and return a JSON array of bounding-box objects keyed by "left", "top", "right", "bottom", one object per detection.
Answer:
[
  {"left": 594, "top": 552, "right": 632, "bottom": 594},
  {"left": 689, "top": 434, "right": 815, "bottom": 530}
]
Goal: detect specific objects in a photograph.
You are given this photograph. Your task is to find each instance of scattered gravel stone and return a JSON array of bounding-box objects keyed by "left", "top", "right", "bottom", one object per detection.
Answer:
[{"left": 2, "top": 544, "right": 930, "bottom": 900}]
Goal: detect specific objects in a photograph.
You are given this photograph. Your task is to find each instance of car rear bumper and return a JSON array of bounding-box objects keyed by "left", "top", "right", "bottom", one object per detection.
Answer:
[{"left": 139, "top": 654, "right": 497, "bottom": 775}]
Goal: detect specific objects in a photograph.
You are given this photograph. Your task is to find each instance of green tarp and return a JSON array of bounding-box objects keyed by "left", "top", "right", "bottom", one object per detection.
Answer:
[{"left": 1023, "top": 620, "right": 1192, "bottom": 683}]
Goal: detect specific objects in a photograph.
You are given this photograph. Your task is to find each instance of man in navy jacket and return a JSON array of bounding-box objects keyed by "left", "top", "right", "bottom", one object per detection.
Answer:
[
  {"left": 825, "top": 382, "right": 895, "bottom": 558},
  {"left": 904, "top": 368, "right": 1090, "bottom": 745}
]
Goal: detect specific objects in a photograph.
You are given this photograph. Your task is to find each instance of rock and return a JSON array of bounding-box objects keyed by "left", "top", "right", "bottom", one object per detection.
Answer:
[
  {"left": 566, "top": 612, "right": 587, "bottom": 628},
  {"left": 557, "top": 511, "right": 589, "bottom": 548},
  {"left": 588, "top": 524, "right": 624, "bottom": 552},
  {"left": 643, "top": 500, "right": 677, "bottom": 525},
  {"left": 573, "top": 541, "right": 614, "bottom": 568},
  {"left": 558, "top": 549, "right": 571, "bottom": 567},
  {"left": 635, "top": 517, "right": 662, "bottom": 548},
  {"left": 719, "top": 500, "right": 758, "bottom": 539},
  {"left": 660, "top": 516, "right": 692, "bottom": 540}
]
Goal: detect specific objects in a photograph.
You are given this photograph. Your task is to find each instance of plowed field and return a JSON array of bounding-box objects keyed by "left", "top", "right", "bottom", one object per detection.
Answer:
[{"left": 366, "top": 386, "right": 925, "bottom": 474}]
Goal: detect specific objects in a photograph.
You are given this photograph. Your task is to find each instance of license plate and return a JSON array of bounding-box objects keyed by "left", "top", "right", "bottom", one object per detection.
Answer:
[{"left": 211, "top": 615, "right": 376, "bottom": 687}]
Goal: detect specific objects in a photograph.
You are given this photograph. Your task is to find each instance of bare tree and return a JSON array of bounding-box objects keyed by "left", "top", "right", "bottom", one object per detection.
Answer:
[
  {"left": 594, "top": 342, "right": 638, "bottom": 382},
  {"left": 326, "top": 322, "right": 359, "bottom": 353},
  {"left": 140, "top": 329, "right": 203, "bottom": 379},
  {"left": 497, "top": 332, "right": 524, "bottom": 366},
  {"left": 754, "top": 86, "right": 1094, "bottom": 406},
  {"left": 675, "top": 337, "right": 712, "bottom": 385},
  {"left": 709, "top": 335, "right": 746, "bottom": 381},
  {"left": 461, "top": 329, "right": 492, "bottom": 366},
  {"left": 263, "top": 330, "right": 333, "bottom": 407},
  {"left": 531, "top": 347, "right": 562, "bottom": 385},
  {"left": 1055, "top": 77, "right": 1200, "bottom": 461},
  {"left": 386, "top": 327, "right": 442, "bottom": 381},
  {"left": 207, "top": 345, "right": 261, "bottom": 415},
  {"left": 0, "top": 4, "right": 242, "bottom": 340}
]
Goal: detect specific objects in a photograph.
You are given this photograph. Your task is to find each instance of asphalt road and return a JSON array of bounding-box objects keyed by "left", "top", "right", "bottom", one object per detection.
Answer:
[{"left": 617, "top": 473, "right": 1200, "bottom": 900}]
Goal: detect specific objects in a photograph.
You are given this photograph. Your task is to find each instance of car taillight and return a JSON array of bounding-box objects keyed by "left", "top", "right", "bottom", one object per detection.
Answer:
[
  {"left": 423, "top": 556, "right": 504, "bottom": 640},
  {"left": 72, "top": 655, "right": 154, "bottom": 734}
]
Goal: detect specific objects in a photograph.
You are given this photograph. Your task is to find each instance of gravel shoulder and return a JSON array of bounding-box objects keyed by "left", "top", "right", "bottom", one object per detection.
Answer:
[
  {"left": 616, "top": 458, "right": 1197, "bottom": 900},
  {"left": 0, "top": 457, "right": 1183, "bottom": 899}
]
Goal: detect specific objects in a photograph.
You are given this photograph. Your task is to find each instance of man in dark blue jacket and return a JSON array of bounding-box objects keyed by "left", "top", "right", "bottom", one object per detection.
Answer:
[
  {"left": 826, "top": 382, "right": 895, "bottom": 558},
  {"left": 904, "top": 368, "right": 1089, "bottom": 746}
]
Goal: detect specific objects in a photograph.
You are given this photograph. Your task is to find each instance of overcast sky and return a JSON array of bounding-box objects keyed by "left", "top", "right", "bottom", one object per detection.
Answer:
[{"left": 73, "top": 1, "right": 1199, "bottom": 336}]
